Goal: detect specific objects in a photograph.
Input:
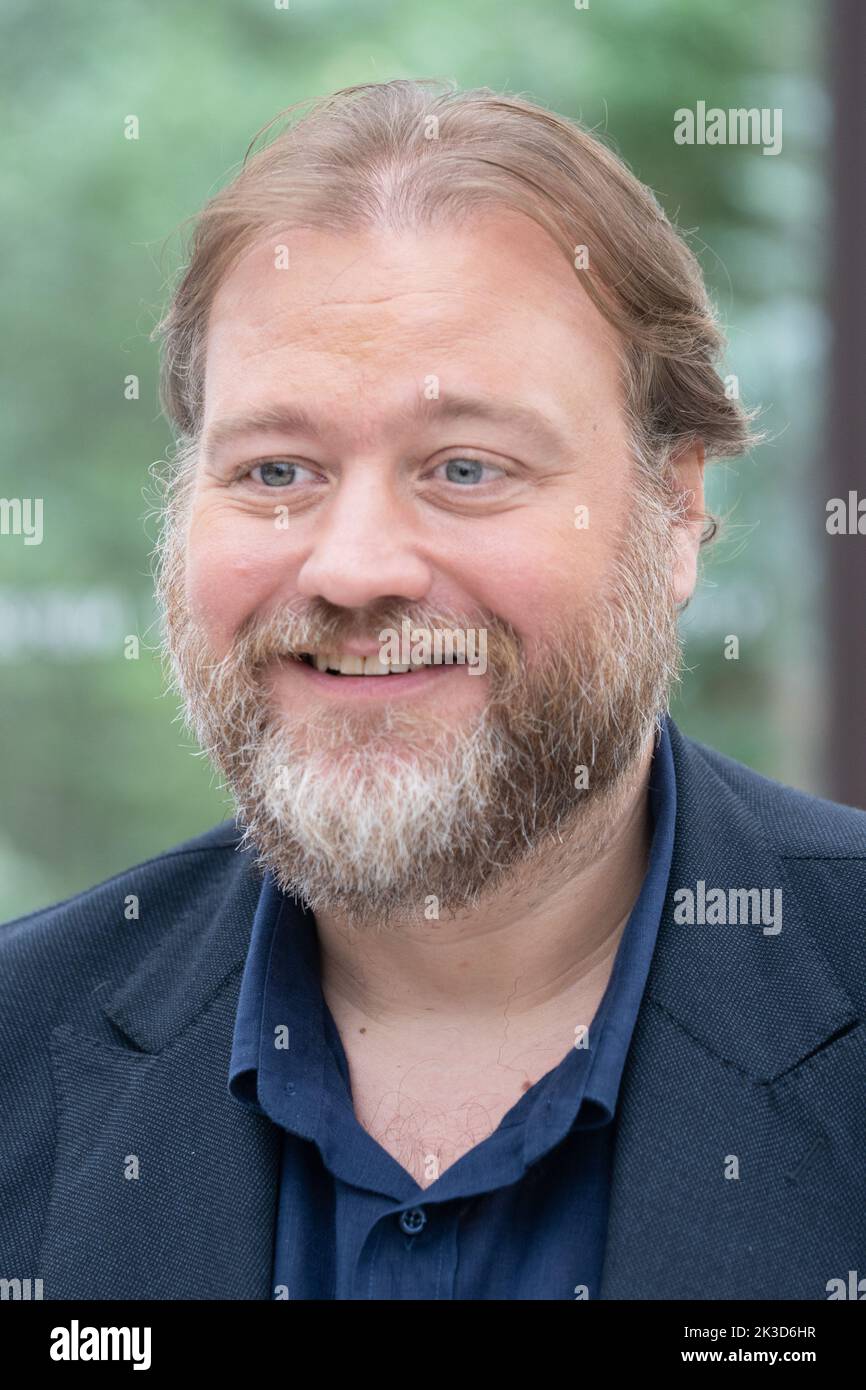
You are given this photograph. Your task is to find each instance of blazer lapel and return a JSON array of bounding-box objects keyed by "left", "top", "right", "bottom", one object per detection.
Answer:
[
  {"left": 38, "top": 727, "right": 862, "bottom": 1300},
  {"left": 600, "top": 723, "right": 861, "bottom": 1299},
  {"left": 40, "top": 842, "right": 281, "bottom": 1300}
]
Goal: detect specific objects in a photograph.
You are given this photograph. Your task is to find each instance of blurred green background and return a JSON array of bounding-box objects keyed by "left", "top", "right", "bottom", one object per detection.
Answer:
[{"left": 0, "top": 0, "right": 835, "bottom": 918}]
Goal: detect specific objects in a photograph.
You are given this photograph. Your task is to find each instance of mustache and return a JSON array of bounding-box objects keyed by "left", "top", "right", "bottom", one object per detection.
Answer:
[{"left": 226, "top": 598, "right": 518, "bottom": 670}]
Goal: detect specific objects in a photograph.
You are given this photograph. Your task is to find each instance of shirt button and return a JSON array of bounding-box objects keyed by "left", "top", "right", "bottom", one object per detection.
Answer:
[{"left": 398, "top": 1207, "right": 427, "bottom": 1236}]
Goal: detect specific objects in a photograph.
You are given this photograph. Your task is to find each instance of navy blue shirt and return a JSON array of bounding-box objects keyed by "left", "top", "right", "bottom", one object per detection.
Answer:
[{"left": 228, "top": 716, "right": 676, "bottom": 1299}]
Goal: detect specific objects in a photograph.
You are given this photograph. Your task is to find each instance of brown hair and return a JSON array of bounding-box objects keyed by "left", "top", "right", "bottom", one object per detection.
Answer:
[{"left": 152, "top": 78, "right": 760, "bottom": 538}]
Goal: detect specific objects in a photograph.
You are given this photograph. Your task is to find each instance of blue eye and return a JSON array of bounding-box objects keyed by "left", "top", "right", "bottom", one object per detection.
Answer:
[
  {"left": 243, "top": 456, "right": 505, "bottom": 491},
  {"left": 440, "top": 457, "right": 502, "bottom": 485},
  {"left": 252, "top": 461, "right": 305, "bottom": 486}
]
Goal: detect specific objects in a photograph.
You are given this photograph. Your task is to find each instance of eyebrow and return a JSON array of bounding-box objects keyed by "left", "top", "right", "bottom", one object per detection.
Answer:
[{"left": 201, "top": 393, "right": 569, "bottom": 459}]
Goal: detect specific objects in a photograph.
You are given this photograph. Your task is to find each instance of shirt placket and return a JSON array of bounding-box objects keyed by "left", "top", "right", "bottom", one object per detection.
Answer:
[{"left": 348, "top": 1195, "right": 462, "bottom": 1300}]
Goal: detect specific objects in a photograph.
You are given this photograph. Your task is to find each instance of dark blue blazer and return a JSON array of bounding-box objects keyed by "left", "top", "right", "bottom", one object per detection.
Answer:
[{"left": 1, "top": 719, "right": 864, "bottom": 1300}]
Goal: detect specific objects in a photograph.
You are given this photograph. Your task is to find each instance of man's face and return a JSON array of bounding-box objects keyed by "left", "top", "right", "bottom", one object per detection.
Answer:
[{"left": 163, "top": 210, "right": 689, "bottom": 927}]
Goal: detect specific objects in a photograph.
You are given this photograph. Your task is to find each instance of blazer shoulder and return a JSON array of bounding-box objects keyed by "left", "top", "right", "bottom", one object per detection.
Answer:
[
  {"left": 0, "top": 819, "right": 248, "bottom": 957},
  {"left": 673, "top": 725, "right": 866, "bottom": 860}
]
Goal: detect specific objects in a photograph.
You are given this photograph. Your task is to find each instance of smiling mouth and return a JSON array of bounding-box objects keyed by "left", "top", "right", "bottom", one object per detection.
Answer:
[{"left": 293, "top": 652, "right": 463, "bottom": 677}]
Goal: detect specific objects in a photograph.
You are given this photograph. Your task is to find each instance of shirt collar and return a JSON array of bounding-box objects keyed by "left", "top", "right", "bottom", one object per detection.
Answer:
[
  {"left": 229, "top": 715, "right": 676, "bottom": 1171},
  {"left": 228, "top": 876, "right": 316, "bottom": 1108},
  {"left": 528, "top": 711, "right": 676, "bottom": 1148}
]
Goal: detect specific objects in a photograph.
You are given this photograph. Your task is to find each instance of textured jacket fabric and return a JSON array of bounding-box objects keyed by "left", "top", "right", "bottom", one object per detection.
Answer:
[{"left": 1, "top": 718, "right": 864, "bottom": 1300}]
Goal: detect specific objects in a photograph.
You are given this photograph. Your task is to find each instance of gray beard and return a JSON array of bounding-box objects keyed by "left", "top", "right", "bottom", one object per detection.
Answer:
[
  {"left": 160, "top": 480, "right": 682, "bottom": 931},
  {"left": 237, "top": 697, "right": 661, "bottom": 932}
]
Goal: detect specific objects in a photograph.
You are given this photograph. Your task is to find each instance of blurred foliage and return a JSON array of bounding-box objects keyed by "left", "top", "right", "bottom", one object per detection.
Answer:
[{"left": 0, "top": 0, "right": 828, "bottom": 917}]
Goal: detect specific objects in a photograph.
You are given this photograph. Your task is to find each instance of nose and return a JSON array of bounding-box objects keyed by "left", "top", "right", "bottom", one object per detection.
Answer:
[{"left": 294, "top": 474, "right": 433, "bottom": 609}]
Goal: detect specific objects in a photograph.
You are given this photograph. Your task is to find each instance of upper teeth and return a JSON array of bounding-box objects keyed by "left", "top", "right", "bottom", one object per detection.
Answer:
[{"left": 303, "top": 652, "right": 450, "bottom": 676}]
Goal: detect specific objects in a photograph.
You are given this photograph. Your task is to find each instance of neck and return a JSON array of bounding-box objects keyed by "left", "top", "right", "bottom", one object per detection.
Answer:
[{"left": 314, "top": 729, "right": 657, "bottom": 1027}]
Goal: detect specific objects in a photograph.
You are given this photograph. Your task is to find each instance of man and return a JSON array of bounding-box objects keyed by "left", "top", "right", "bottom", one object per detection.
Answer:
[{"left": 1, "top": 79, "right": 864, "bottom": 1301}]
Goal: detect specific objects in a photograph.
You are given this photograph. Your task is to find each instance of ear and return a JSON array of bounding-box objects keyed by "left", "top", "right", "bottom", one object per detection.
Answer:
[{"left": 669, "top": 439, "right": 706, "bottom": 606}]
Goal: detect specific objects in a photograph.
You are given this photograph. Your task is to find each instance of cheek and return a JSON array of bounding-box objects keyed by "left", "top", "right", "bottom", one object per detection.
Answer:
[
  {"left": 471, "top": 506, "right": 613, "bottom": 646},
  {"left": 184, "top": 505, "right": 293, "bottom": 652}
]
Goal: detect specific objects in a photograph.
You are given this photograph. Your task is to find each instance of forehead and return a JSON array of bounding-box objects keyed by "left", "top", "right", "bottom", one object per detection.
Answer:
[{"left": 202, "top": 210, "right": 624, "bottom": 434}]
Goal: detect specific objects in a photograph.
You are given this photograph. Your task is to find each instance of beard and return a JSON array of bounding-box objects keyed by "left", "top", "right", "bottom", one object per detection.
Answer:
[{"left": 157, "top": 466, "right": 683, "bottom": 930}]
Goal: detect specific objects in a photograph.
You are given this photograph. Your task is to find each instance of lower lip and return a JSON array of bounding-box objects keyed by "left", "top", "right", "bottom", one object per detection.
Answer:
[{"left": 277, "top": 659, "right": 477, "bottom": 700}]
